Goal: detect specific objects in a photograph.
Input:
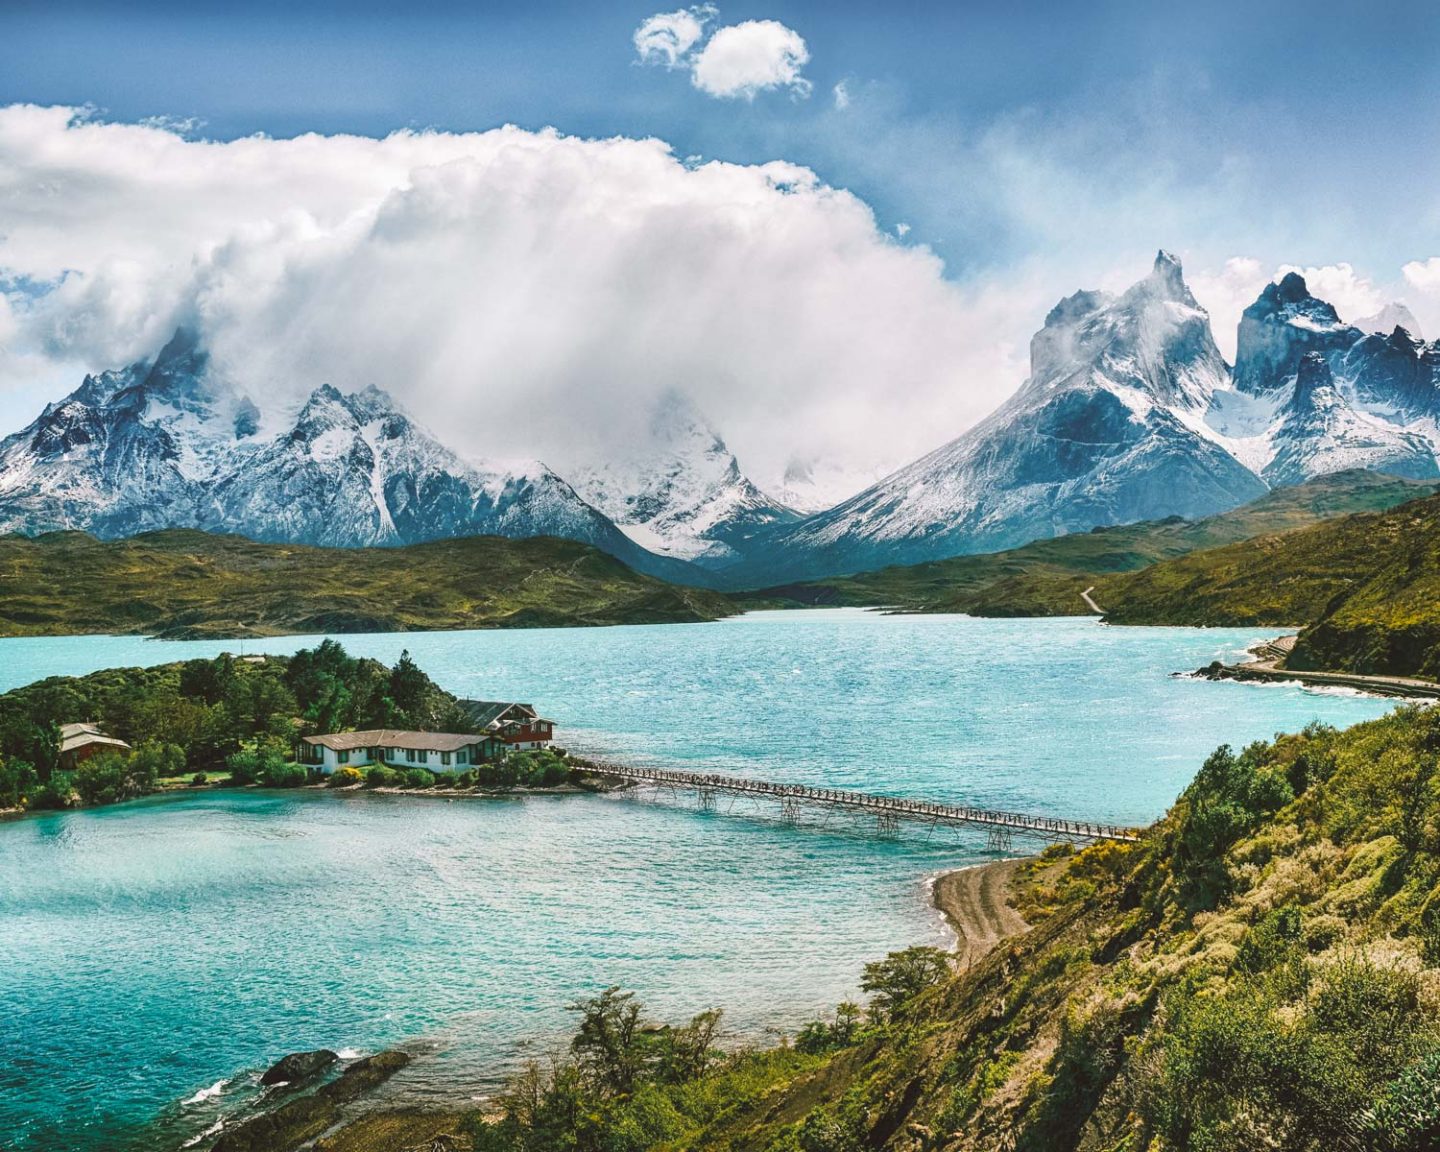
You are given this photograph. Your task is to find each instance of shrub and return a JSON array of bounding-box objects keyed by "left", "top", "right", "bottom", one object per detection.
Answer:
[
  {"left": 73, "top": 746, "right": 165, "bottom": 806},
  {"left": 405, "top": 767, "right": 435, "bottom": 789},
  {"left": 28, "top": 772, "right": 77, "bottom": 810},
  {"left": 455, "top": 768, "right": 478, "bottom": 788},
  {"left": 365, "top": 764, "right": 397, "bottom": 788},
  {"left": 0, "top": 754, "right": 38, "bottom": 809},
  {"left": 795, "top": 1003, "right": 863, "bottom": 1054},
  {"left": 328, "top": 765, "right": 363, "bottom": 788},
  {"left": 1364, "top": 1049, "right": 1440, "bottom": 1152},
  {"left": 191, "top": 772, "right": 208, "bottom": 787},
  {"left": 260, "top": 760, "right": 308, "bottom": 788},
  {"left": 1171, "top": 743, "right": 1296, "bottom": 911}
]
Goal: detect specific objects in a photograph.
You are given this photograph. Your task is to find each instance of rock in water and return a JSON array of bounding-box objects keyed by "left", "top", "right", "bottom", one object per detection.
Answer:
[{"left": 259, "top": 1049, "right": 339, "bottom": 1086}]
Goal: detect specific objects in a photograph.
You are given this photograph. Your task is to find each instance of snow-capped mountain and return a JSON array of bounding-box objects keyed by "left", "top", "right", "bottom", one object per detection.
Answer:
[
  {"left": 1217, "top": 271, "right": 1440, "bottom": 477},
  {"left": 1356, "top": 302, "right": 1424, "bottom": 340},
  {"left": 736, "top": 252, "right": 1268, "bottom": 582},
  {"left": 0, "top": 329, "right": 694, "bottom": 581},
  {"left": 565, "top": 390, "right": 798, "bottom": 568},
  {"left": 722, "top": 255, "right": 1440, "bottom": 585}
]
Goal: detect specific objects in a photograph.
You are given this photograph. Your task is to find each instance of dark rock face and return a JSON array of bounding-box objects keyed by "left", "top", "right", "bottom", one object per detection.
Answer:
[
  {"left": 259, "top": 1049, "right": 338, "bottom": 1086},
  {"left": 1234, "top": 272, "right": 1354, "bottom": 395}
]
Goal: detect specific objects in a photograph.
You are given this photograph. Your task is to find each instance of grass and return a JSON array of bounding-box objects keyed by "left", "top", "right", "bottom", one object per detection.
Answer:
[
  {"left": 1090, "top": 489, "right": 1440, "bottom": 677},
  {"left": 734, "top": 470, "right": 1439, "bottom": 618},
  {"left": 0, "top": 529, "right": 735, "bottom": 638}
]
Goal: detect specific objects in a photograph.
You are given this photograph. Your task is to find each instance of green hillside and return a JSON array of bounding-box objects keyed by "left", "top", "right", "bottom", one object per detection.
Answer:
[
  {"left": 741, "top": 471, "right": 1439, "bottom": 618},
  {"left": 1092, "top": 491, "right": 1440, "bottom": 678},
  {"left": 320, "top": 705, "right": 1440, "bottom": 1152},
  {"left": 0, "top": 530, "right": 735, "bottom": 639}
]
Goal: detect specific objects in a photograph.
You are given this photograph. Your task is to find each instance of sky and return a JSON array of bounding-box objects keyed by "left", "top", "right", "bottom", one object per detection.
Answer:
[{"left": 2, "top": 0, "right": 1439, "bottom": 496}]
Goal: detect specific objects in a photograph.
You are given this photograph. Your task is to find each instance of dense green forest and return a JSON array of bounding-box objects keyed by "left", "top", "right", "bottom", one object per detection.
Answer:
[
  {"left": 0, "top": 641, "right": 569, "bottom": 811},
  {"left": 0, "top": 529, "right": 734, "bottom": 639},
  {"left": 345, "top": 704, "right": 1439, "bottom": 1152}
]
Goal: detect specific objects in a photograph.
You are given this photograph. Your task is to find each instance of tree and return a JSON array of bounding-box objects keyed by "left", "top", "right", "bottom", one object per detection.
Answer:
[
  {"left": 0, "top": 753, "right": 37, "bottom": 808},
  {"left": 389, "top": 649, "right": 431, "bottom": 724},
  {"left": 861, "top": 946, "right": 952, "bottom": 1023},
  {"left": 570, "top": 986, "right": 647, "bottom": 1098}
]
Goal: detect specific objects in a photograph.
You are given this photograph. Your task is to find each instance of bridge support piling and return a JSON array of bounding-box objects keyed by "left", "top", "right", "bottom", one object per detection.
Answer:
[
  {"left": 877, "top": 812, "right": 900, "bottom": 837},
  {"left": 986, "top": 827, "right": 1014, "bottom": 854}
]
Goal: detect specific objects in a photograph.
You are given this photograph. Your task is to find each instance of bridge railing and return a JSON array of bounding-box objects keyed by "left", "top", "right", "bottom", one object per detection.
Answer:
[{"left": 583, "top": 763, "right": 1140, "bottom": 843}]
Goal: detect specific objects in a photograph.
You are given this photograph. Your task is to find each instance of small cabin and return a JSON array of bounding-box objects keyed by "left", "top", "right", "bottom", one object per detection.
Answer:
[
  {"left": 298, "top": 729, "right": 506, "bottom": 775},
  {"left": 58, "top": 722, "right": 131, "bottom": 770},
  {"left": 458, "top": 701, "right": 556, "bottom": 751}
]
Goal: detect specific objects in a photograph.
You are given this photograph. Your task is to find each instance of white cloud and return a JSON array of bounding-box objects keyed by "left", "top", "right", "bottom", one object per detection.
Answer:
[
  {"left": 833, "top": 81, "right": 851, "bottom": 111},
  {"left": 690, "top": 19, "right": 811, "bottom": 100},
  {"left": 0, "top": 104, "right": 1043, "bottom": 495},
  {"left": 633, "top": 5, "right": 715, "bottom": 69},
  {"left": 1403, "top": 256, "right": 1440, "bottom": 294},
  {"left": 1186, "top": 257, "right": 1267, "bottom": 361}
]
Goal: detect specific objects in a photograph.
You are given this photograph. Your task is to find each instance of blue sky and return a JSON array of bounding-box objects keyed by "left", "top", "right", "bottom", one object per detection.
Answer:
[
  {"left": 1, "top": 1, "right": 1439, "bottom": 487},
  {"left": 5, "top": 0, "right": 1438, "bottom": 276}
]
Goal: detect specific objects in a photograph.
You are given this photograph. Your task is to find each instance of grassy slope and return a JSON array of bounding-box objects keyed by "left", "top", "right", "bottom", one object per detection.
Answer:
[
  {"left": 736, "top": 471, "right": 1439, "bottom": 618},
  {"left": 1092, "top": 493, "right": 1440, "bottom": 678},
  {"left": 0, "top": 529, "right": 735, "bottom": 638},
  {"left": 682, "top": 706, "right": 1440, "bottom": 1152}
]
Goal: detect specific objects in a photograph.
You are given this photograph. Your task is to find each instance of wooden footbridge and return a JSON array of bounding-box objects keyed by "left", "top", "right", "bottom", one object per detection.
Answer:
[{"left": 585, "top": 763, "right": 1141, "bottom": 849}]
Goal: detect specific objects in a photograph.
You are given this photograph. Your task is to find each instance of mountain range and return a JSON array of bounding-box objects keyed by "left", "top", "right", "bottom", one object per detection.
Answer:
[{"left": 2, "top": 252, "right": 1437, "bottom": 589}]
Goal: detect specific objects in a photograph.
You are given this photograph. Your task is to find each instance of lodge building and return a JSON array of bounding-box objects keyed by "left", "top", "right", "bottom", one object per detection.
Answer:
[{"left": 299, "top": 701, "right": 556, "bottom": 775}]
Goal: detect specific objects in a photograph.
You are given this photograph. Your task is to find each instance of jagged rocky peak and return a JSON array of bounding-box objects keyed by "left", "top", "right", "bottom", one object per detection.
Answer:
[
  {"left": 1027, "top": 249, "right": 1226, "bottom": 412},
  {"left": 1234, "top": 271, "right": 1355, "bottom": 394}
]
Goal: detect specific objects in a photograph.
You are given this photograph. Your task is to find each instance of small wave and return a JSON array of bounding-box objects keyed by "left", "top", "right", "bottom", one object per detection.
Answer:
[
  {"left": 181, "top": 1119, "right": 224, "bottom": 1148},
  {"left": 336, "top": 1048, "right": 363, "bottom": 1060},
  {"left": 182, "top": 1080, "right": 228, "bottom": 1106}
]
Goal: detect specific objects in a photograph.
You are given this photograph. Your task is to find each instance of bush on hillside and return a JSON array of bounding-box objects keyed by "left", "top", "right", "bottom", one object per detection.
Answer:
[
  {"left": 1170, "top": 742, "right": 1295, "bottom": 911},
  {"left": 328, "top": 765, "right": 363, "bottom": 788},
  {"left": 404, "top": 768, "right": 435, "bottom": 789}
]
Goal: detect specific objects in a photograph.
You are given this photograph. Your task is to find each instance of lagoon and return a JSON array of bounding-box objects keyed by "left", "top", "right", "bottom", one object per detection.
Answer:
[{"left": 0, "top": 611, "right": 1399, "bottom": 1150}]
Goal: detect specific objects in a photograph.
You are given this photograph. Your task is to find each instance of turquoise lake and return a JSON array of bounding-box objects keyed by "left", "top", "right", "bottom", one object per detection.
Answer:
[{"left": 0, "top": 610, "right": 1401, "bottom": 1150}]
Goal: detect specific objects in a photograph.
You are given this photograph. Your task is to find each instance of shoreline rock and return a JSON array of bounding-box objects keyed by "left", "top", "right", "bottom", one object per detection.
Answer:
[{"left": 260, "top": 1049, "right": 338, "bottom": 1087}]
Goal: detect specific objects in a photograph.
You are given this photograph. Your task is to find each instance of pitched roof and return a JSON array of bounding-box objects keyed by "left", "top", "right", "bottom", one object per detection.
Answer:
[
  {"left": 301, "top": 729, "right": 491, "bottom": 753},
  {"left": 458, "top": 700, "right": 552, "bottom": 729},
  {"left": 459, "top": 700, "right": 529, "bottom": 728},
  {"left": 60, "top": 732, "right": 131, "bottom": 755},
  {"left": 60, "top": 722, "right": 104, "bottom": 740}
]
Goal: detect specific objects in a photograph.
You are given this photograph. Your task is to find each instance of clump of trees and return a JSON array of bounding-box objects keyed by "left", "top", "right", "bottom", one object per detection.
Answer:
[
  {"left": 0, "top": 641, "right": 467, "bottom": 811},
  {"left": 464, "top": 946, "right": 951, "bottom": 1152}
]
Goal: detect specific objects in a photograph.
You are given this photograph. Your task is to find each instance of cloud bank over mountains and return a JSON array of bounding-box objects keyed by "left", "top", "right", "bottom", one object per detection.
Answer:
[{"left": 1, "top": 103, "right": 1438, "bottom": 500}]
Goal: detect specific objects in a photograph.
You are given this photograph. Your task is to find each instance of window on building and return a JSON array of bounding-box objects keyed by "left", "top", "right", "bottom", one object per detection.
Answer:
[
  {"left": 406, "top": 749, "right": 415, "bottom": 763},
  {"left": 441, "top": 751, "right": 451, "bottom": 767},
  {"left": 458, "top": 750, "right": 469, "bottom": 765},
  {"left": 418, "top": 750, "right": 428, "bottom": 765},
  {"left": 338, "top": 750, "right": 349, "bottom": 765}
]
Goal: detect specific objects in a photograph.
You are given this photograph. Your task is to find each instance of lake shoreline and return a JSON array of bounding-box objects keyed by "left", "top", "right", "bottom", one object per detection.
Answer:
[{"left": 931, "top": 859, "right": 1032, "bottom": 967}]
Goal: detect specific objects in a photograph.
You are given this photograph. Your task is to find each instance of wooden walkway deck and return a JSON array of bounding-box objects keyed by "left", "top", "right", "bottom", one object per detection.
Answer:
[{"left": 585, "top": 763, "right": 1142, "bottom": 845}]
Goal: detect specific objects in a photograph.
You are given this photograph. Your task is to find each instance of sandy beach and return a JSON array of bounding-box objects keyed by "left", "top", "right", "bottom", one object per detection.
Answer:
[{"left": 932, "top": 859, "right": 1031, "bottom": 967}]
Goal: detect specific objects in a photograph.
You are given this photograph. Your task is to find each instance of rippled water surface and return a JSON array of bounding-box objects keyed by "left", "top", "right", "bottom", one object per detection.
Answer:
[{"left": 0, "top": 611, "right": 1398, "bottom": 1149}]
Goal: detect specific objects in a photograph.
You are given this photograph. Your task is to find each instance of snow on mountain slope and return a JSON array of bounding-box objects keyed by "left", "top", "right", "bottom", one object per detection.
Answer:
[
  {"left": 1355, "top": 302, "right": 1424, "bottom": 340},
  {"left": 0, "top": 331, "right": 697, "bottom": 582},
  {"left": 1262, "top": 353, "right": 1439, "bottom": 486},
  {"left": 732, "top": 252, "right": 1268, "bottom": 583},
  {"left": 1217, "top": 271, "right": 1440, "bottom": 483},
  {"left": 565, "top": 390, "right": 798, "bottom": 568}
]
